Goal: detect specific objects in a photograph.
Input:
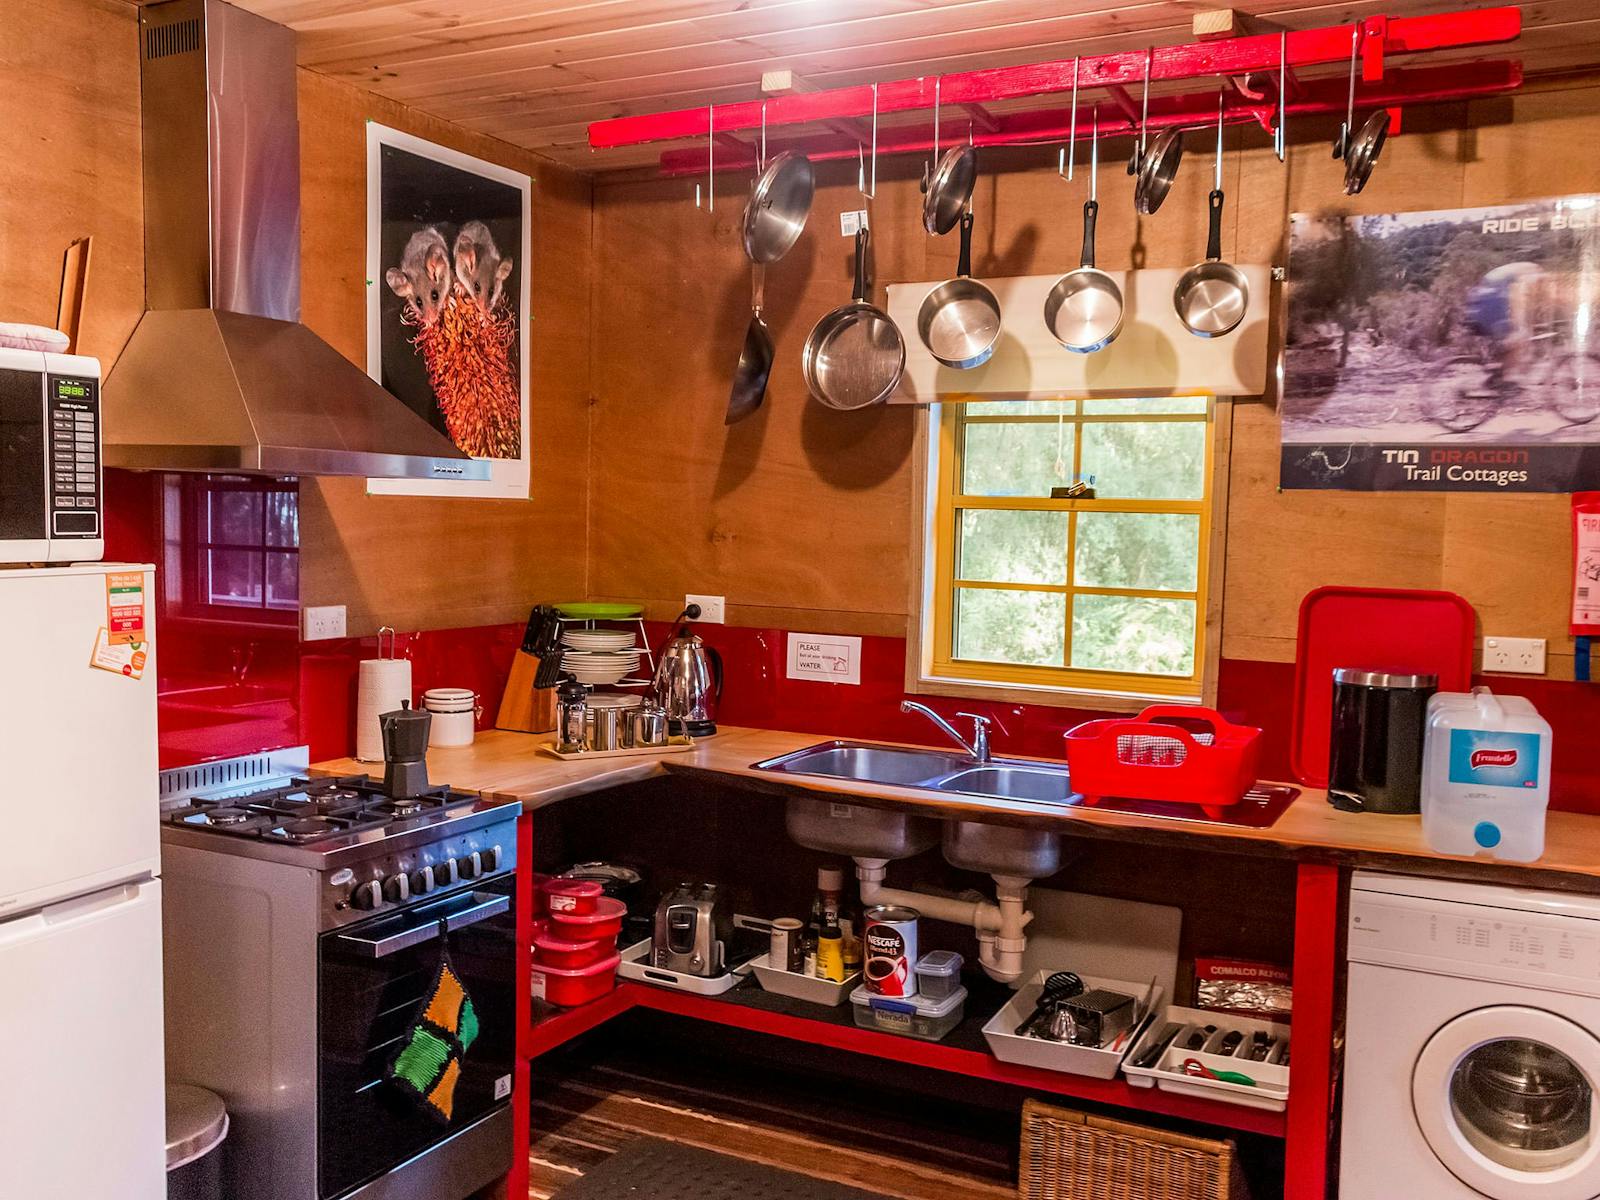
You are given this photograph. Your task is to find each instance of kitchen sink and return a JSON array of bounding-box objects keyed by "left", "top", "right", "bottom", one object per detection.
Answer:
[
  {"left": 934, "top": 766, "right": 1073, "bottom": 806},
  {"left": 943, "top": 820, "right": 1061, "bottom": 876},
  {"left": 784, "top": 796, "right": 942, "bottom": 860},
  {"left": 758, "top": 742, "right": 972, "bottom": 788}
]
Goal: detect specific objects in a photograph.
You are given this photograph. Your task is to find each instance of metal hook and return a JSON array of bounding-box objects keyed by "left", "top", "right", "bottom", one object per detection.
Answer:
[
  {"left": 1067, "top": 56, "right": 1080, "bottom": 180},
  {"left": 857, "top": 82, "right": 878, "bottom": 199},
  {"left": 932, "top": 76, "right": 942, "bottom": 171},
  {"left": 695, "top": 104, "right": 715, "bottom": 211},
  {"left": 759, "top": 100, "right": 767, "bottom": 174},
  {"left": 1215, "top": 87, "right": 1226, "bottom": 192},
  {"left": 1275, "top": 31, "right": 1287, "bottom": 162}
]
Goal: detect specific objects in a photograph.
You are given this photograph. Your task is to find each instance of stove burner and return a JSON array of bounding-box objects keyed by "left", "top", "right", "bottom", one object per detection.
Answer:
[
  {"left": 264, "top": 817, "right": 345, "bottom": 844},
  {"left": 208, "top": 808, "right": 255, "bottom": 826},
  {"left": 382, "top": 798, "right": 427, "bottom": 817}
]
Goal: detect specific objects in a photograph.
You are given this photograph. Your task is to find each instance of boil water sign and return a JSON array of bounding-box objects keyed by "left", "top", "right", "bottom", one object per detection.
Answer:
[{"left": 1279, "top": 196, "right": 1600, "bottom": 492}]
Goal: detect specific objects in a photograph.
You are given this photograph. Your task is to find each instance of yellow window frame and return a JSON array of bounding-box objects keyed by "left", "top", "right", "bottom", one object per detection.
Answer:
[{"left": 928, "top": 399, "right": 1214, "bottom": 701}]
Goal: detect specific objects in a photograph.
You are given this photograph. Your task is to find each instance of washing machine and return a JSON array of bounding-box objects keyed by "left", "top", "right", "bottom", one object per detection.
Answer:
[{"left": 1342, "top": 871, "right": 1600, "bottom": 1199}]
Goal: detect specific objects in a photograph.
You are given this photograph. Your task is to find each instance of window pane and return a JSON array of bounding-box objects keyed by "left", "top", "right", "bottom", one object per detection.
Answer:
[
  {"left": 265, "top": 488, "right": 299, "bottom": 548},
  {"left": 965, "top": 400, "right": 1076, "bottom": 416},
  {"left": 962, "top": 420, "right": 1075, "bottom": 497},
  {"left": 955, "top": 588, "right": 1066, "bottom": 667},
  {"left": 1081, "top": 420, "right": 1205, "bottom": 500},
  {"left": 208, "top": 488, "right": 262, "bottom": 545},
  {"left": 1071, "top": 594, "right": 1196, "bottom": 676},
  {"left": 959, "top": 510, "right": 1068, "bottom": 585},
  {"left": 1074, "top": 512, "right": 1200, "bottom": 592},
  {"left": 207, "top": 549, "right": 263, "bottom": 606},
  {"left": 266, "top": 551, "right": 298, "bottom": 610},
  {"left": 1082, "top": 397, "right": 1209, "bottom": 415}
]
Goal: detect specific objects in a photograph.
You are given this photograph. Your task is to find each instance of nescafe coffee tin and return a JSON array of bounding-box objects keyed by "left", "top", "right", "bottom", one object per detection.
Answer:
[{"left": 864, "top": 905, "right": 920, "bottom": 997}]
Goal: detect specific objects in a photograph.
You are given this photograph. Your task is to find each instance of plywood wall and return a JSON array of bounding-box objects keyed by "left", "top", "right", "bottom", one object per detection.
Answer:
[
  {"left": 589, "top": 84, "right": 1600, "bottom": 677},
  {"left": 295, "top": 71, "right": 593, "bottom": 634}
]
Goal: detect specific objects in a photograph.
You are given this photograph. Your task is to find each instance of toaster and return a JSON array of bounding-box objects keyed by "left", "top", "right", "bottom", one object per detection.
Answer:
[{"left": 652, "top": 883, "right": 732, "bottom": 977}]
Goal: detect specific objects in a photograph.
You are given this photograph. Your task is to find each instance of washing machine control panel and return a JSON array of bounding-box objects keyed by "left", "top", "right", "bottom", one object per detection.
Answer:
[{"left": 1350, "top": 891, "right": 1600, "bottom": 995}]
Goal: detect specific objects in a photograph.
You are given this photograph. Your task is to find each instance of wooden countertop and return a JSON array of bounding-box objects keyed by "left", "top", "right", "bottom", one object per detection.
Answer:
[{"left": 314, "top": 727, "right": 1600, "bottom": 891}]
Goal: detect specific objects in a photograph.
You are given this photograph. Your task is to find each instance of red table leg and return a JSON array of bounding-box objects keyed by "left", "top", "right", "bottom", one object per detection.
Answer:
[
  {"left": 506, "top": 811, "right": 535, "bottom": 1200},
  {"left": 1285, "top": 862, "right": 1341, "bottom": 1200}
]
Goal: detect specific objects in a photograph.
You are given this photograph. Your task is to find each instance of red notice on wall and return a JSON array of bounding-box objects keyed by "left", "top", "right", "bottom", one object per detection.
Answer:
[{"left": 1574, "top": 492, "right": 1600, "bottom": 635}]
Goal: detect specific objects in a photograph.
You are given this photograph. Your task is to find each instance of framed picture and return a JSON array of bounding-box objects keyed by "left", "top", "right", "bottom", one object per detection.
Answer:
[{"left": 365, "top": 123, "right": 531, "bottom": 499}]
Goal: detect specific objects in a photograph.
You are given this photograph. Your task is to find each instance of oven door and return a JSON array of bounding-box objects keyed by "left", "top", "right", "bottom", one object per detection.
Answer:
[{"left": 317, "top": 875, "right": 517, "bottom": 1199}]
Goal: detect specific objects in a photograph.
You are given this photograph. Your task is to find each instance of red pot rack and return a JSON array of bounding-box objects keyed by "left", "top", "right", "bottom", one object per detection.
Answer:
[{"left": 586, "top": 7, "right": 1523, "bottom": 177}]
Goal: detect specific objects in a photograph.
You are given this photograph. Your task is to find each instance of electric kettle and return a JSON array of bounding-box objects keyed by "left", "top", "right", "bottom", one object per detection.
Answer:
[{"left": 652, "top": 608, "right": 723, "bottom": 736}]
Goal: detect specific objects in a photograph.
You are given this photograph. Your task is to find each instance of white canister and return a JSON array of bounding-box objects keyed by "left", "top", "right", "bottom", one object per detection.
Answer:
[{"left": 422, "top": 688, "right": 481, "bottom": 748}]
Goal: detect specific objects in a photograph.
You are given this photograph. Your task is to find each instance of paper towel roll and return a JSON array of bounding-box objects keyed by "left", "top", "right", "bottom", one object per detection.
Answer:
[{"left": 356, "top": 658, "right": 412, "bottom": 762}]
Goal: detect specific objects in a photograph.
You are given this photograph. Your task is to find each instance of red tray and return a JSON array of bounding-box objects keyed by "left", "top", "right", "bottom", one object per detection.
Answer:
[
  {"left": 1290, "top": 587, "right": 1475, "bottom": 788},
  {"left": 1065, "top": 705, "right": 1262, "bottom": 808}
]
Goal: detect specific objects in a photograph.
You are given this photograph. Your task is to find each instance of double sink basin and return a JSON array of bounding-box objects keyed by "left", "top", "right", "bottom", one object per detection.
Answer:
[{"left": 757, "top": 741, "right": 1076, "bottom": 806}]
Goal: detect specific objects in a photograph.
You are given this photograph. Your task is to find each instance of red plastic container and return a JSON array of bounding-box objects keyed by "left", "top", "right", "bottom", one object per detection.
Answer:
[
  {"left": 531, "top": 952, "right": 621, "bottom": 1007},
  {"left": 533, "top": 931, "right": 610, "bottom": 970},
  {"left": 541, "top": 878, "right": 603, "bottom": 916},
  {"left": 547, "top": 896, "right": 625, "bottom": 941},
  {"left": 1064, "top": 705, "right": 1262, "bottom": 808},
  {"left": 530, "top": 873, "right": 552, "bottom": 916}
]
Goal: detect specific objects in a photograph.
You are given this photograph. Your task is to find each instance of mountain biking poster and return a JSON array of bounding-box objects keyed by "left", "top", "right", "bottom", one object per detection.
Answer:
[{"left": 1280, "top": 196, "right": 1600, "bottom": 491}]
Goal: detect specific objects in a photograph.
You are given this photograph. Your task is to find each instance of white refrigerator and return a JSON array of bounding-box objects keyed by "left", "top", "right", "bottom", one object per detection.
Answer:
[{"left": 0, "top": 563, "right": 165, "bottom": 1198}]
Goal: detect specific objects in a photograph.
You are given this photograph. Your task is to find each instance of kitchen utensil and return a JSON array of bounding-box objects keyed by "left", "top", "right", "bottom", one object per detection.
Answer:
[
  {"left": 556, "top": 679, "right": 587, "bottom": 752},
  {"left": 1111, "top": 973, "right": 1161, "bottom": 1050},
  {"left": 1014, "top": 970, "right": 1086, "bottom": 1036},
  {"left": 1131, "top": 1021, "right": 1184, "bottom": 1069},
  {"left": 1184, "top": 1024, "right": 1219, "bottom": 1051},
  {"left": 1174, "top": 94, "right": 1248, "bottom": 339},
  {"left": 653, "top": 609, "right": 723, "bottom": 736},
  {"left": 917, "top": 209, "right": 1001, "bottom": 369},
  {"left": 356, "top": 627, "right": 411, "bottom": 762},
  {"left": 726, "top": 265, "right": 773, "bottom": 424},
  {"left": 589, "top": 705, "right": 625, "bottom": 751},
  {"left": 1343, "top": 109, "right": 1390, "bottom": 195},
  {"left": 1182, "top": 1057, "right": 1257, "bottom": 1087},
  {"left": 1327, "top": 668, "right": 1438, "bottom": 813},
  {"left": 922, "top": 78, "right": 978, "bottom": 235},
  {"left": 742, "top": 152, "right": 814, "bottom": 264},
  {"left": 379, "top": 700, "right": 431, "bottom": 799},
  {"left": 630, "top": 702, "right": 669, "bottom": 748},
  {"left": 421, "top": 687, "right": 479, "bottom": 748},
  {"left": 652, "top": 883, "right": 733, "bottom": 977},
  {"left": 801, "top": 226, "right": 906, "bottom": 410},
  {"left": 1049, "top": 988, "right": 1135, "bottom": 1048},
  {"left": 1135, "top": 129, "right": 1184, "bottom": 215},
  {"left": 1044, "top": 107, "right": 1124, "bottom": 354},
  {"left": 1290, "top": 587, "right": 1475, "bottom": 787}
]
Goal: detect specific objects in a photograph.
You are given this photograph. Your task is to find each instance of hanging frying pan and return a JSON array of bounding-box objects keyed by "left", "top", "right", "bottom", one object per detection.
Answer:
[
  {"left": 918, "top": 209, "right": 1002, "bottom": 370},
  {"left": 1174, "top": 94, "right": 1248, "bottom": 339},
  {"left": 802, "top": 227, "right": 906, "bottom": 410},
  {"left": 1135, "top": 128, "right": 1184, "bottom": 215},
  {"left": 726, "top": 265, "right": 773, "bottom": 424},
  {"left": 921, "top": 77, "right": 977, "bottom": 234},
  {"left": 743, "top": 151, "right": 814, "bottom": 263},
  {"left": 1343, "top": 110, "right": 1390, "bottom": 195},
  {"left": 1044, "top": 108, "right": 1123, "bottom": 354}
]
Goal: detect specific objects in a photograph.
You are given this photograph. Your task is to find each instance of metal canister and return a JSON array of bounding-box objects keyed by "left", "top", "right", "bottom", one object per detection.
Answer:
[
  {"left": 863, "top": 905, "right": 920, "bottom": 997},
  {"left": 631, "top": 702, "right": 669, "bottom": 748},
  {"left": 770, "top": 917, "right": 805, "bottom": 973},
  {"left": 589, "top": 706, "right": 624, "bottom": 752}
]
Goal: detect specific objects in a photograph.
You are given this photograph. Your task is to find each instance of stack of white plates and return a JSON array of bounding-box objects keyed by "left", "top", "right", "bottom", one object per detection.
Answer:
[
  {"left": 562, "top": 629, "right": 638, "bottom": 652},
  {"left": 585, "top": 692, "right": 643, "bottom": 710},
  {"left": 562, "top": 648, "right": 644, "bottom": 685}
]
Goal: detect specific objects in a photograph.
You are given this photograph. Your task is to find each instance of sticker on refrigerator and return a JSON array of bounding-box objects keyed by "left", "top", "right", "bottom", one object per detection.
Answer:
[
  {"left": 90, "top": 627, "right": 146, "bottom": 680},
  {"left": 1448, "top": 728, "right": 1542, "bottom": 789},
  {"left": 105, "top": 571, "right": 146, "bottom": 645}
]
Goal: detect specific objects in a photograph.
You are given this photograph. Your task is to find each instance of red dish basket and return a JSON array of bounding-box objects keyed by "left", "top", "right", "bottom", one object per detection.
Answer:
[{"left": 1064, "top": 705, "right": 1262, "bottom": 808}]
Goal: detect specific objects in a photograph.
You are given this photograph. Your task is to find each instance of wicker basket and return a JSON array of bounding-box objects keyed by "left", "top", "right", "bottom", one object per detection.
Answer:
[{"left": 1018, "top": 1100, "right": 1251, "bottom": 1200}]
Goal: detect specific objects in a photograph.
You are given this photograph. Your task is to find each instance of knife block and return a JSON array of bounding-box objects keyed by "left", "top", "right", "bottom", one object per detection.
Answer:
[{"left": 495, "top": 652, "right": 557, "bottom": 733}]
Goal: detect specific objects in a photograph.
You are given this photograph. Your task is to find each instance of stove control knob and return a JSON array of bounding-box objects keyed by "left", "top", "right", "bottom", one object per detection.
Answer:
[
  {"left": 435, "top": 859, "right": 459, "bottom": 887},
  {"left": 485, "top": 845, "right": 503, "bottom": 872},
  {"left": 384, "top": 873, "right": 411, "bottom": 903},
  {"left": 458, "top": 851, "right": 482, "bottom": 880},
  {"left": 410, "top": 866, "right": 435, "bottom": 895},
  {"left": 351, "top": 880, "right": 382, "bottom": 911}
]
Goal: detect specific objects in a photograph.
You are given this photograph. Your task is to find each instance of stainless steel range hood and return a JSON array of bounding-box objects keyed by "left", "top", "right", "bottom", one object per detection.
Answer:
[{"left": 104, "top": 0, "right": 488, "bottom": 482}]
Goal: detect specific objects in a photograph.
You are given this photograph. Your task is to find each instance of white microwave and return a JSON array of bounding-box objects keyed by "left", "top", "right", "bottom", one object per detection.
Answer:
[{"left": 0, "top": 348, "right": 103, "bottom": 563}]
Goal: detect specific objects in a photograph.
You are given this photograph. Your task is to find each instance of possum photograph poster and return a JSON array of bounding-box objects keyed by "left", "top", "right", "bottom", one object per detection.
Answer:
[{"left": 366, "top": 124, "right": 531, "bottom": 498}]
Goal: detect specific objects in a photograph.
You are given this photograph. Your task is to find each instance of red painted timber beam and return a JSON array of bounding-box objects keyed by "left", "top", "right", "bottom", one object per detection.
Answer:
[
  {"left": 588, "top": 7, "right": 1520, "bottom": 151},
  {"left": 656, "top": 61, "right": 1521, "bottom": 177}
]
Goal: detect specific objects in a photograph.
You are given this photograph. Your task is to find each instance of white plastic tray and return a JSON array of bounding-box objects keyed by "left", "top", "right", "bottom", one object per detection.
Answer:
[
  {"left": 750, "top": 952, "right": 860, "bottom": 1007},
  {"left": 1122, "top": 1004, "right": 1290, "bottom": 1112},
  {"left": 616, "top": 938, "right": 744, "bottom": 995},
  {"left": 982, "top": 972, "right": 1163, "bottom": 1080}
]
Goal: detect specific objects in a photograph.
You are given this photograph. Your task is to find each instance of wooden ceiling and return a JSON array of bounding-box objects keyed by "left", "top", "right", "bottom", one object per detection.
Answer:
[{"left": 224, "top": 0, "right": 1600, "bottom": 171}]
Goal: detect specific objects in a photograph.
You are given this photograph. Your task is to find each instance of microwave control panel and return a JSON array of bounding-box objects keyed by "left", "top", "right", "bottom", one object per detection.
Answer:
[{"left": 46, "top": 373, "right": 100, "bottom": 538}]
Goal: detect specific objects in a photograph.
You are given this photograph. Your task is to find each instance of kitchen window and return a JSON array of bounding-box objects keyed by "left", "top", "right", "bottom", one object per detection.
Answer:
[
  {"left": 917, "top": 397, "right": 1219, "bottom": 706},
  {"left": 163, "top": 475, "right": 299, "bottom": 622}
]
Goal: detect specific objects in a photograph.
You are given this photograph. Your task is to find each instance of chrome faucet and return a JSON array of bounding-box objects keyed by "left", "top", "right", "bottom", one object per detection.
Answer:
[{"left": 900, "top": 701, "right": 993, "bottom": 763}]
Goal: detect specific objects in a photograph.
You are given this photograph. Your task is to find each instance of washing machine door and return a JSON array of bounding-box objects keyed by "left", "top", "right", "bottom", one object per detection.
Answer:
[{"left": 1413, "top": 1006, "right": 1600, "bottom": 1199}]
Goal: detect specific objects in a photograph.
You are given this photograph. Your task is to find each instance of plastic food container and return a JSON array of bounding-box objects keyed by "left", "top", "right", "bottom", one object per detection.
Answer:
[
  {"left": 1065, "top": 706, "right": 1261, "bottom": 808},
  {"left": 914, "top": 950, "right": 964, "bottom": 1000},
  {"left": 750, "top": 952, "right": 859, "bottom": 1007},
  {"left": 849, "top": 982, "right": 967, "bottom": 1041},
  {"left": 541, "top": 878, "right": 603, "bottom": 915},
  {"left": 548, "top": 895, "right": 626, "bottom": 941},
  {"left": 533, "top": 931, "right": 610, "bottom": 970},
  {"left": 531, "top": 952, "right": 621, "bottom": 1007}
]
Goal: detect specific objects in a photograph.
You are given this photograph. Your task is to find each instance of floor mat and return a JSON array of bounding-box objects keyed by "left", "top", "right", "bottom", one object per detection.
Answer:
[{"left": 551, "top": 1136, "right": 898, "bottom": 1200}]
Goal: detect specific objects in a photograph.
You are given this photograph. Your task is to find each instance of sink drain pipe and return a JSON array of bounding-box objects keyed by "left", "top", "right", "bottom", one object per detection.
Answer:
[{"left": 852, "top": 858, "right": 1033, "bottom": 983}]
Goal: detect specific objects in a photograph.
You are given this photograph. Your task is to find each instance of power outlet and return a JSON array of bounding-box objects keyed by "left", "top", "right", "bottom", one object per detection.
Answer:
[
  {"left": 1482, "top": 636, "right": 1546, "bottom": 675},
  {"left": 302, "top": 604, "right": 347, "bottom": 642},
  {"left": 685, "top": 594, "right": 726, "bottom": 623}
]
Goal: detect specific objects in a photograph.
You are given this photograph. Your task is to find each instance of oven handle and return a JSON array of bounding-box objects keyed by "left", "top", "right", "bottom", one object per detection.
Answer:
[{"left": 334, "top": 892, "right": 510, "bottom": 959}]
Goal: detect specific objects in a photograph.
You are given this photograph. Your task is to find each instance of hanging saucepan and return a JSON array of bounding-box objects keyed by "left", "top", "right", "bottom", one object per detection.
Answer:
[
  {"left": 726, "top": 265, "right": 774, "bottom": 424},
  {"left": 1044, "top": 108, "right": 1123, "bottom": 353},
  {"left": 921, "top": 77, "right": 977, "bottom": 234},
  {"left": 918, "top": 209, "right": 1002, "bottom": 370},
  {"left": 802, "top": 226, "right": 906, "bottom": 410},
  {"left": 742, "top": 150, "right": 814, "bottom": 263},
  {"left": 1174, "top": 93, "right": 1248, "bottom": 339},
  {"left": 1342, "top": 110, "right": 1390, "bottom": 195},
  {"left": 1135, "top": 129, "right": 1183, "bottom": 215}
]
